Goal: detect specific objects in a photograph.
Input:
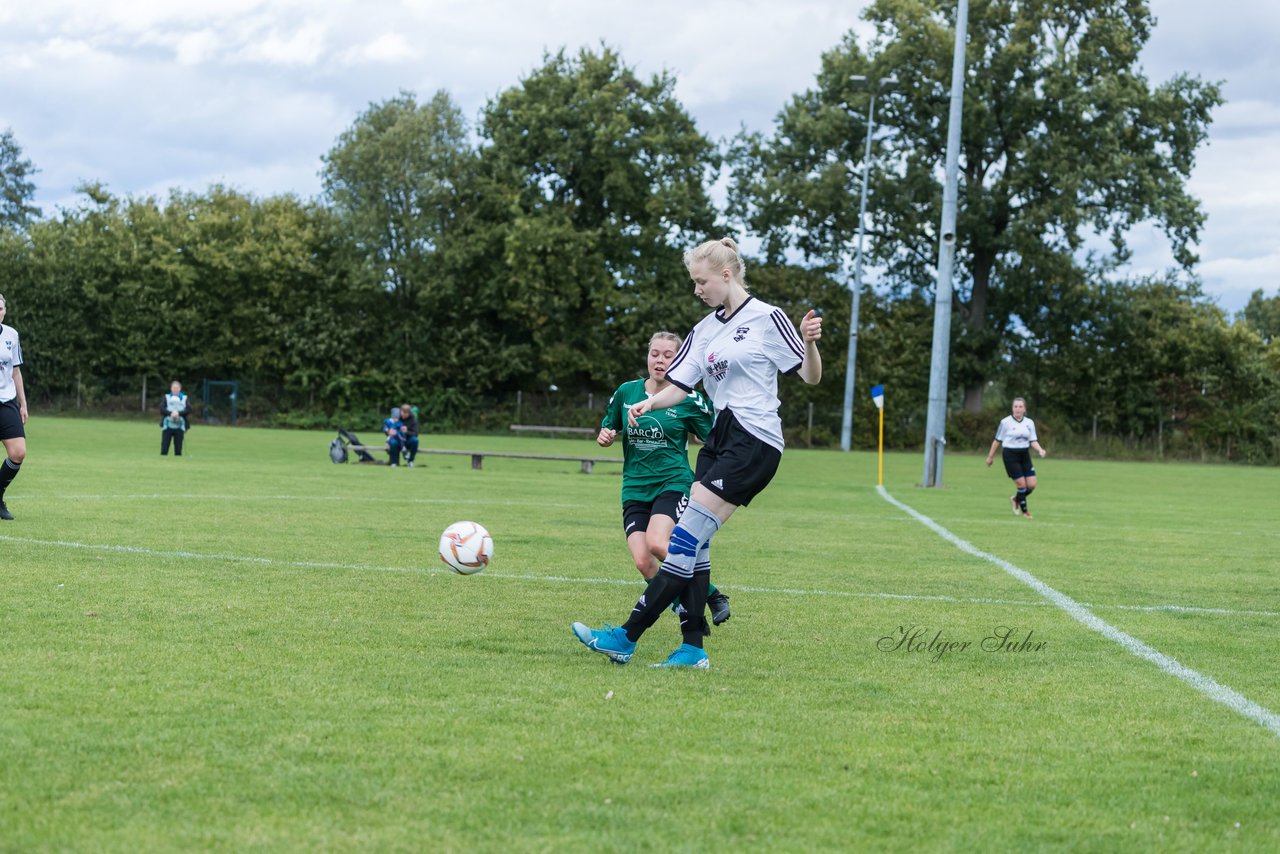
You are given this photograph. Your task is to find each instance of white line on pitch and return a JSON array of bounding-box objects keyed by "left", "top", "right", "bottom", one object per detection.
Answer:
[
  {"left": 43, "top": 494, "right": 588, "bottom": 509},
  {"left": 0, "top": 534, "right": 418, "bottom": 574},
  {"left": 3, "top": 534, "right": 1278, "bottom": 620},
  {"left": 876, "top": 485, "right": 1280, "bottom": 739}
]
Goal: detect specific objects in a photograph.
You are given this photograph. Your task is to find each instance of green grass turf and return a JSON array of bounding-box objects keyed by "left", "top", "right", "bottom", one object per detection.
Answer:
[{"left": 1, "top": 417, "right": 1277, "bottom": 850}]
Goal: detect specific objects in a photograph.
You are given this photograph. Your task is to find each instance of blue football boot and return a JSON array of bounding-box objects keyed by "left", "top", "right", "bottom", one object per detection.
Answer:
[
  {"left": 651, "top": 644, "right": 710, "bottom": 669},
  {"left": 572, "top": 622, "right": 636, "bottom": 664}
]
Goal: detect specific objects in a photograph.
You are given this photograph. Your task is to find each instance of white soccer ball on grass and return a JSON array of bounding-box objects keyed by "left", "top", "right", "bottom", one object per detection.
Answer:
[{"left": 438, "top": 521, "right": 493, "bottom": 575}]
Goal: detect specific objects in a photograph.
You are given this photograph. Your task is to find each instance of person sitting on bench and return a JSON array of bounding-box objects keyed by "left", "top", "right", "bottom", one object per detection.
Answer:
[
  {"left": 397, "top": 403, "right": 420, "bottom": 467},
  {"left": 382, "top": 407, "right": 406, "bottom": 467}
]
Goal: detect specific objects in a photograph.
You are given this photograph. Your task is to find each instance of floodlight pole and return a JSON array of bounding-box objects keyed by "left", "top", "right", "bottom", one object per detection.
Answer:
[
  {"left": 922, "top": 0, "right": 970, "bottom": 488},
  {"left": 840, "top": 76, "right": 897, "bottom": 452}
]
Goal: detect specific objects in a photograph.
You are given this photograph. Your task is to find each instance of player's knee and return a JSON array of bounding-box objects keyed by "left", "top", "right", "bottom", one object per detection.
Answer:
[
  {"left": 647, "top": 537, "right": 668, "bottom": 562},
  {"left": 7, "top": 447, "right": 25, "bottom": 464}
]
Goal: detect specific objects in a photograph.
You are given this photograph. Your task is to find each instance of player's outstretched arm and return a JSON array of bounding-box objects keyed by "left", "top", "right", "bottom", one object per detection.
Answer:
[
  {"left": 797, "top": 310, "right": 822, "bottom": 385},
  {"left": 628, "top": 383, "right": 687, "bottom": 426}
]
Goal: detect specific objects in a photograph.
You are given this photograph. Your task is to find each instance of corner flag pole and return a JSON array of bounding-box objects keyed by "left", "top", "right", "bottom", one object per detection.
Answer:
[{"left": 870, "top": 384, "right": 885, "bottom": 486}]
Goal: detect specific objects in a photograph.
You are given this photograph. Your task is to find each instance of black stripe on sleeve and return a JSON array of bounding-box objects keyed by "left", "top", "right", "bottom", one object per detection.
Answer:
[
  {"left": 667, "top": 331, "right": 695, "bottom": 375},
  {"left": 770, "top": 309, "right": 805, "bottom": 360}
]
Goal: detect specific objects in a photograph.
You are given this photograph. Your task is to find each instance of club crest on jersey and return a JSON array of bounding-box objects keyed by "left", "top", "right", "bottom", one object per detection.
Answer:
[
  {"left": 706, "top": 351, "right": 729, "bottom": 382},
  {"left": 733, "top": 326, "right": 750, "bottom": 342}
]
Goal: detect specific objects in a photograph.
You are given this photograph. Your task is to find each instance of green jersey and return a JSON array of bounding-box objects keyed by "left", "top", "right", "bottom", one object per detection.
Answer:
[{"left": 602, "top": 379, "right": 714, "bottom": 504}]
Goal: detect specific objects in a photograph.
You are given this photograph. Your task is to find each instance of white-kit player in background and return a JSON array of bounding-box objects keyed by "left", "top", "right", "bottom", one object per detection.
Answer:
[
  {"left": 986, "top": 396, "right": 1048, "bottom": 518},
  {"left": 573, "top": 236, "right": 823, "bottom": 668},
  {"left": 0, "top": 293, "right": 29, "bottom": 521}
]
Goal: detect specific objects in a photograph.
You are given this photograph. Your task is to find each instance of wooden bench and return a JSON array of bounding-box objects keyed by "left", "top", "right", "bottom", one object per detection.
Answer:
[
  {"left": 348, "top": 446, "right": 621, "bottom": 474},
  {"left": 509, "top": 424, "right": 597, "bottom": 436}
]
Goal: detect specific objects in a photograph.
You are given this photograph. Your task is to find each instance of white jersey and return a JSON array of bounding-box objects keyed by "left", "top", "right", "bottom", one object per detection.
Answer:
[
  {"left": 0, "top": 324, "right": 23, "bottom": 403},
  {"left": 995, "top": 415, "right": 1037, "bottom": 449},
  {"left": 667, "top": 296, "right": 805, "bottom": 452}
]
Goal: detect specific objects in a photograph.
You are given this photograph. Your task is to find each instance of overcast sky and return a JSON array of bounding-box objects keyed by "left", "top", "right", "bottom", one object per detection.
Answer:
[{"left": 2, "top": 0, "right": 1276, "bottom": 312}]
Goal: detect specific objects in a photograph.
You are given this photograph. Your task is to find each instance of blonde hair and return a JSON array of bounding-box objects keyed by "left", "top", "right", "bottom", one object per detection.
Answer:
[
  {"left": 649, "top": 330, "right": 681, "bottom": 350},
  {"left": 684, "top": 237, "right": 746, "bottom": 286}
]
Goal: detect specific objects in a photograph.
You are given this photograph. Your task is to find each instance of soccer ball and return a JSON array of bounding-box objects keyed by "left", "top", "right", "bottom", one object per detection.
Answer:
[{"left": 438, "top": 521, "right": 493, "bottom": 575}]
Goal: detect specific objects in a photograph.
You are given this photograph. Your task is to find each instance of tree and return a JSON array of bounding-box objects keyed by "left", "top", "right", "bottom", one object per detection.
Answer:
[
  {"left": 1007, "top": 273, "right": 1280, "bottom": 461},
  {"left": 477, "top": 46, "right": 721, "bottom": 390},
  {"left": 745, "top": 261, "right": 934, "bottom": 447},
  {"left": 1240, "top": 288, "right": 1280, "bottom": 346},
  {"left": 322, "top": 90, "right": 475, "bottom": 312},
  {"left": 321, "top": 90, "right": 481, "bottom": 395},
  {"left": 6, "top": 182, "right": 373, "bottom": 414},
  {"left": 1, "top": 128, "right": 41, "bottom": 230},
  {"left": 731, "top": 0, "right": 1222, "bottom": 412}
]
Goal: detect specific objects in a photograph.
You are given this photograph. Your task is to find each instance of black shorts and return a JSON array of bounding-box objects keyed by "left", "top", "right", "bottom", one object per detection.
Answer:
[
  {"left": 1002, "top": 447, "right": 1035, "bottom": 480},
  {"left": 0, "top": 399, "right": 23, "bottom": 441},
  {"left": 694, "top": 409, "right": 782, "bottom": 507},
  {"left": 622, "top": 490, "right": 688, "bottom": 537}
]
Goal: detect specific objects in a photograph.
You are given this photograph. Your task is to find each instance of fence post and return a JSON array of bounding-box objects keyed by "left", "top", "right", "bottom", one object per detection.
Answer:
[
  {"left": 141, "top": 376, "right": 148, "bottom": 412},
  {"left": 807, "top": 402, "right": 814, "bottom": 448}
]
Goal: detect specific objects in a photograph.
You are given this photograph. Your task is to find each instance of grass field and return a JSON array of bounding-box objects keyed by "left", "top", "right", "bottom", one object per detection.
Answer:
[{"left": 2, "top": 417, "right": 1278, "bottom": 851}]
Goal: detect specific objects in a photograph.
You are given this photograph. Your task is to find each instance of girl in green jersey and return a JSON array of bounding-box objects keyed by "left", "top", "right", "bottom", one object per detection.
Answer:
[{"left": 597, "top": 332, "right": 731, "bottom": 625}]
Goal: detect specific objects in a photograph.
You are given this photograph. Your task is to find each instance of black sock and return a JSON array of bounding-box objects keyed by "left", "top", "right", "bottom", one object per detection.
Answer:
[
  {"left": 1016, "top": 487, "right": 1029, "bottom": 513},
  {"left": 679, "top": 572, "right": 711, "bottom": 648},
  {"left": 0, "top": 458, "right": 20, "bottom": 497},
  {"left": 622, "top": 570, "right": 689, "bottom": 642}
]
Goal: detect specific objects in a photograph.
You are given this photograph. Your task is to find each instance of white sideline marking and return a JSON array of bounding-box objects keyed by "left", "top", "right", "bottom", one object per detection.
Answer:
[
  {"left": 2, "top": 534, "right": 1277, "bottom": 621},
  {"left": 48, "top": 493, "right": 588, "bottom": 509},
  {"left": 876, "top": 485, "right": 1280, "bottom": 739},
  {"left": 0, "top": 534, "right": 418, "bottom": 574}
]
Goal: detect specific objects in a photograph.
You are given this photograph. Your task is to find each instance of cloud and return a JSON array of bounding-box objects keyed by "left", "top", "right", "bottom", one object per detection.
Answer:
[
  {"left": 169, "top": 29, "right": 224, "bottom": 66},
  {"left": 232, "top": 20, "right": 329, "bottom": 67},
  {"left": 338, "top": 33, "right": 417, "bottom": 66}
]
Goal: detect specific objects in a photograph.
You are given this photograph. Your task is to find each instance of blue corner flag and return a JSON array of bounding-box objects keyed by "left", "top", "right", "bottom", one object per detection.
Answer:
[{"left": 870, "top": 384, "right": 885, "bottom": 410}]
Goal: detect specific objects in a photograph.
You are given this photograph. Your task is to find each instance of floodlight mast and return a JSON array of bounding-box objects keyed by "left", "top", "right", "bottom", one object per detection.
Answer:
[
  {"left": 922, "top": 0, "right": 970, "bottom": 488},
  {"left": 840, "top": 75, "right": 897, "bottom": 452}
]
